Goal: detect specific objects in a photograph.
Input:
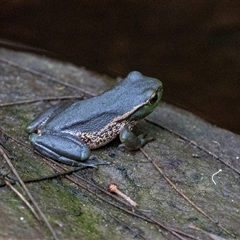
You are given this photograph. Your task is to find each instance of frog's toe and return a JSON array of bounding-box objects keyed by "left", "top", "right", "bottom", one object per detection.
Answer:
[
  {"left": 117, "top": 143, "right": 126, "bottom": 152},
  {"left": 87, "top": 155, "right": 111, "bottom": 166},
  {"left": 58, "top": 156, "right": 98, "bottom": 168},
  {"left": 57, "top": 155, "right": 110, "bottom": 168}
]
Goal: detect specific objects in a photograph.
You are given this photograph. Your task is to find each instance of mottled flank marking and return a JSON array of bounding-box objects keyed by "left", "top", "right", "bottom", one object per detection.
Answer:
[{"left": 77, "top": 120, "right": 136, "bottom": 149}]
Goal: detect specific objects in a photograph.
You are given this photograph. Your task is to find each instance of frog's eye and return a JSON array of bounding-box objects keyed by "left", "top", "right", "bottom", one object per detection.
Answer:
[{"left": 149, "top": 91, "right": 159, "bottom": 105}]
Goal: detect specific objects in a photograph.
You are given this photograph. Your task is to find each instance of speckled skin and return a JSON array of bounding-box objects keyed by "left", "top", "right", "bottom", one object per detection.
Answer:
[{"left": 26, "top": 71, "right": 162, "bottom": 166}]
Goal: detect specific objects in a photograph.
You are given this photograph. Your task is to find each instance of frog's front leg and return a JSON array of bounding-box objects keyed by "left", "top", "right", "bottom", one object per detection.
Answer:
[
  {"left": 29, "top": 132, "right": 104, "bottom": 167},
  {"left": 119, "top": 125, "right": 153, "bottom": 150}
]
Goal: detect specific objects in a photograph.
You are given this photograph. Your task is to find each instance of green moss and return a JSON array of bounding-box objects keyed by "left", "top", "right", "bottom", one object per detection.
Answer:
[{"left": 27, "top": 180, "right": 104, "bottom": 239}]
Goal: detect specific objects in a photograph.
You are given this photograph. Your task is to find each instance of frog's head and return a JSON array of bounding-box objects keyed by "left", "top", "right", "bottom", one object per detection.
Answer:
[
  {"left": 107, "top": 71, "right": 162, "bottom": 121},
  {"left": 126, "top": 71, "right": 163, "bottom": 121}
]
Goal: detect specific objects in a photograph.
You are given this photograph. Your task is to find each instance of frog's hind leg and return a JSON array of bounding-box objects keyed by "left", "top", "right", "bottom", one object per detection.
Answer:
[
  {"left": 26, "top": 102, "right": 72, "bottom": 134},
  {"left": 29, "top": 133, "right": 107, "bottom": 167}
]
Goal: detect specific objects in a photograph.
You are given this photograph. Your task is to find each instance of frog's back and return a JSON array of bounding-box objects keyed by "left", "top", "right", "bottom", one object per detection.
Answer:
[
  {"left": 44, "top": 71, "right": 162, "bottom": 135},
  {"left": 44, "top": 96, "right": 118, "bottom": 134}
]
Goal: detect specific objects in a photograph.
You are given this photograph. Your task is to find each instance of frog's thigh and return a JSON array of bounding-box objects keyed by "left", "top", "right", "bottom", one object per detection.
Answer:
[
  {"left": 26, "top": 104, "right": 63, "bottom": 133},
  {"left": 29, "top": 133, "right": 90, "bottom": 163}
]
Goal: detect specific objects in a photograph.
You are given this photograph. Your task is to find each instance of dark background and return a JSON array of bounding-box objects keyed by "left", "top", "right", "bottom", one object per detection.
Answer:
[{"left": 1, "top": 1, "right": 240, "bottom": 134}]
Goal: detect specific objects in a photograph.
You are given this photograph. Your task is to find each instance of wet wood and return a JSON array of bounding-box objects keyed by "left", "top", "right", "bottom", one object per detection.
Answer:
[{"left": 0, "top": 48, "right": 239, "bottom": 240}]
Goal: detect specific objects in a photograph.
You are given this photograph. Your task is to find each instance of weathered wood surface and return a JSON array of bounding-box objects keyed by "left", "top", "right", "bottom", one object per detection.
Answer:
[{"left": 0, "top": 48, "right": 239, "bottom": 240}]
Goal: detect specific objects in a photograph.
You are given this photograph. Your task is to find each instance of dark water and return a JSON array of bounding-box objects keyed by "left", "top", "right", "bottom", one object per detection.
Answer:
[{"left": 1, "top": 1, "right": 240, "bottom": 134}]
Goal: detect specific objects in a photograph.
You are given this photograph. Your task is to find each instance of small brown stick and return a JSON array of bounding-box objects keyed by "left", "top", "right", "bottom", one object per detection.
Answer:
[
  {"left": 0, "top": 129, "right": 203, "bottom": 239},
  {"left": 41, "top": 152, "right": 197, "bottom": 239},
  {"left": 108, "top": 183, "right": 137, "bottom": 207}
]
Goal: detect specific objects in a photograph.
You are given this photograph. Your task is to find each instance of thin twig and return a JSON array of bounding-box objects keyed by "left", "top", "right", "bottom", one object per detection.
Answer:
[
  {"left": 146, "top": 119, "right": 240, "bottom": 176},
  {"left": 0, "top": 129, "right": 198, "bottom": 239},
  {"left": 140, "top": 147, "right": 235, "bottom": 238},
  {"left": 0, "top": 167, "right": 85, "bottom": 187},
  {"left": 0, "top": 57, "right": 95, "bottom": 96},
  {"left": 189, "top": 224, "right": 228, "bottom": 240},
  {"left": 0, "top": 146, "right": 59, "bottom": 240},
  {"left": 42, "top": 157, "right": 198, "bottom": 240},
  {"left": 109, "top": 213, "right": 148, "bottom": 240},
  {"left": 4, "top": 179, "right": 40, "bottom": 220},
  {"left": 0, "top": 96, "right": 83, "bottom": 107}
]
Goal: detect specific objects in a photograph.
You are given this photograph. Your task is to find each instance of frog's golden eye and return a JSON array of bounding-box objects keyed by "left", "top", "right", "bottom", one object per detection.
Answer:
[{"left": 149, "top": 91, "right": 158, "bottom": 105}]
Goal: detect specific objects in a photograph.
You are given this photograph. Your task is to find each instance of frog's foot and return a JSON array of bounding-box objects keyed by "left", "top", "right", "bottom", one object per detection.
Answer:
[
  {"left": 29, "top": 133, "right": 109, "bottom": 168},
  {"left": 84, "top": 155, "right": 111, "bottom": 167},
  {"left": 58, "top": 155, "right": 110, "bottom": 168},
  {"left": 119, "top": 125, "right": 154, "bottom": 150},
  {"left": 137, "top": 133, "right": 155, "bottom": 145}
]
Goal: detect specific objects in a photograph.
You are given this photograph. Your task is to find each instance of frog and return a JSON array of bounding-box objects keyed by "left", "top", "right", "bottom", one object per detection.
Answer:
[{"left": 26, "top": 71, "right": 163, "bottom": 167}]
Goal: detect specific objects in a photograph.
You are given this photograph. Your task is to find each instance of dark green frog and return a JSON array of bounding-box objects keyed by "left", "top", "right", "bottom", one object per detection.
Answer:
[{"left": 26, "top": 71, "right": 163, "bottom": 167}]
